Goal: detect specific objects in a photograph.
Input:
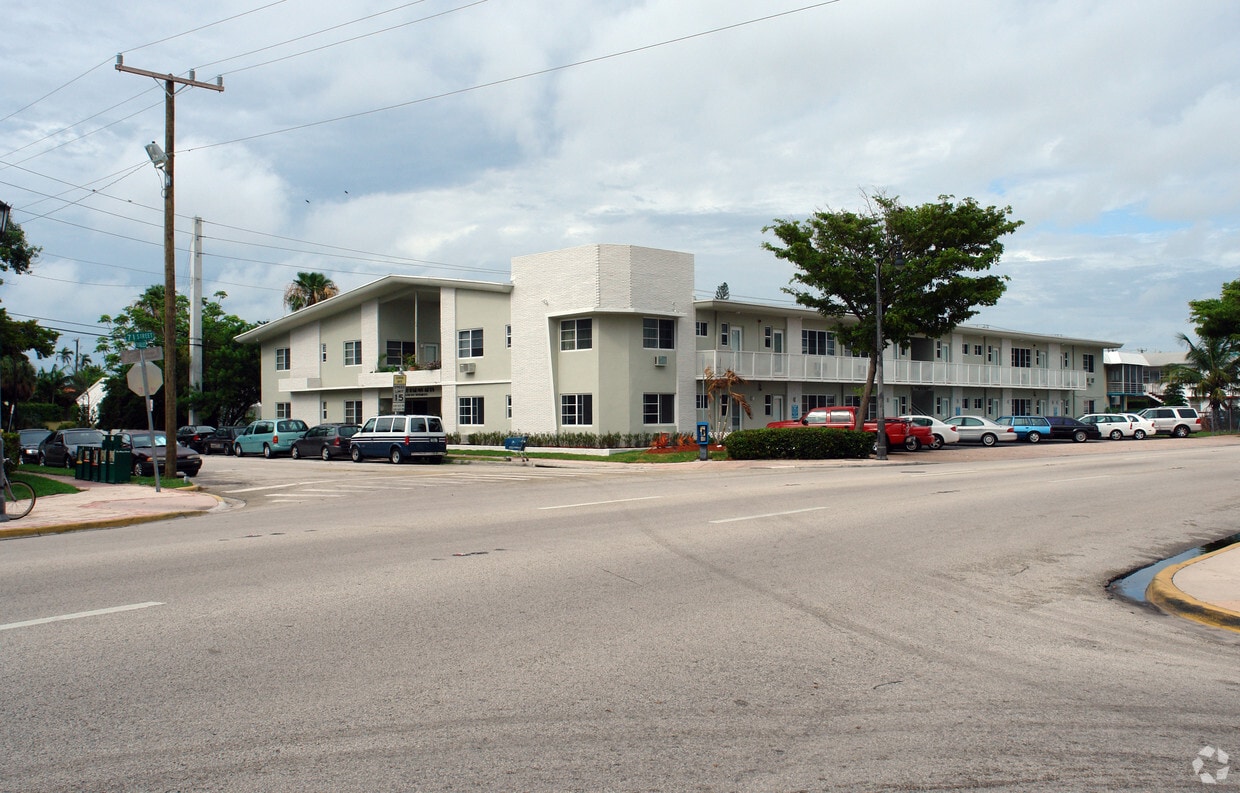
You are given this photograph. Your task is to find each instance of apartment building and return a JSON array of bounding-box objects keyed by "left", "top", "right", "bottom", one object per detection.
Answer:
[{"left": 236, "top": 244, "right": 1117, "bottom": 436}]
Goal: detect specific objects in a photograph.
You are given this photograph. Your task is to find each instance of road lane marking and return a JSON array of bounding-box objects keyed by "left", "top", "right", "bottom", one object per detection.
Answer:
[
  {"left": 225, "top": 481, "right": 330, "bottom": 494},
  {"left": 709, "top": 506, "right": 829, "bottom": 524},
  {"left": 1049, "top": 474, "right": 1113, "bottom": 483},
  {"left": 540, "top": 496, "right": 661, "bottom": 510},
  {"left": 0, "top": 602, "right": 165, "bottom": 632}
]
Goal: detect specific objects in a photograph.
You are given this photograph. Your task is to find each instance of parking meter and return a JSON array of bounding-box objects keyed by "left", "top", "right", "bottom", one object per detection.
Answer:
[{"left": 695, "top": 422, "right": 710, "bottom": 461}]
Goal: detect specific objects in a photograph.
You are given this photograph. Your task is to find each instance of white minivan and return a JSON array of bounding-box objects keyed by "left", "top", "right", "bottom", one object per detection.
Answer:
[{"left": 349, "top": 415, "right": 447, "bottom": 464}]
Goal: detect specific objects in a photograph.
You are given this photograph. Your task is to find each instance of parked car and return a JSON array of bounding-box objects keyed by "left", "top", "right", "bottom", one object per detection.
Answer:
[
  {"left": 233, "top": 419, "right": 310, "bottom": 458},
  {"left": 202, "top": 426, "right": 246, "bottom": 455},
  {"left": 176, "top": 425, "right": 216, "bottom": 453},
  {"left": 349, "top": 415, "right": 447, "bottom": 463},
  {"left": 767, "top": 406, "right": 923, "bottom": 451},
  {"left": 1078, "top": 413, "right": 1153, "bottom": 440},
  {"left": 18, "top": 428, "right": 51, "bottom": 465},
  {"left": 116, "top": 430, "right": 203, "bottom": 477},
  {"left": 899, "top": 415, "right": 960, "bottom": 450},
  {"left": 38, "top": 428, "right": 105, "bottom": 468},
  {"left": 995, "top": 415, "right": 1054, "bottom": 443},
  {"left": 1044, "top": 415, "right": 1101, "bottom": 442},
  {"left": 1139, "top": 406, "right": 1202, "bottom": 437},
  {"left": 291, "top": 423, "right": 361, "bottom": 460},
  {"left": 941, "top": 415, "right": 1018, "bottom": 446}
]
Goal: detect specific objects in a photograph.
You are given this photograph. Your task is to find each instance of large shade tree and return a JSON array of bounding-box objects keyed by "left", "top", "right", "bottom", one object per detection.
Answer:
[
  {"left": 1189, "top": 279, "right": 1240, "bottom": 342},
  {"left": 96, "top": 287, "right": 260, "bottom": 430},
  {"left": 283, "top": 271, "right": 339, "bottom": 312},
  {"left": 764, "top": 193, "right": 1022, "bottom": 428},
  {"left": 1, "top": 218, "right": 58, "bottom": 427}
]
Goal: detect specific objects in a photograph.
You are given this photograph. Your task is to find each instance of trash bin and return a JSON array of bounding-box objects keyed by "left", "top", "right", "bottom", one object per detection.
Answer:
[
  {"left": 110, "top": 449, "right": 132, "bottom": 484},
  {"left": 74, "top": 450, "right": 88, "bottom": 480},
  {"left": 89, "top": 446, "right": 103, "bottom": 482}
]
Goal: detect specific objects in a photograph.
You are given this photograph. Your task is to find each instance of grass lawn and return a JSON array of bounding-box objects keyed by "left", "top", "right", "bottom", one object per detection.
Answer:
[
  {"left": 9, "top": 470, "right": 78, "bottom": 497},
  {"left": 11, "top": 463, "right": 195, "bottom": 490}
]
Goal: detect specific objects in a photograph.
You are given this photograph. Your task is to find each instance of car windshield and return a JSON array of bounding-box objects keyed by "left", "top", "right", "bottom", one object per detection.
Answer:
[
  {"left": 66, "top": 430, "right": 103, "bottom": 443},
  {"left": 20, "top": 429, "right": 50, "bottom": 444},
  {"left": 129, "top": 433, "right": 168, "bottom": 448}
]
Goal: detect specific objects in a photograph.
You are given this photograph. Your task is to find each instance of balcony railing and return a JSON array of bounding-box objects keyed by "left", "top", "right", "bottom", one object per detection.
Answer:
[{"left": 698, "top": 350, "right": 1086, "bottom": 390}]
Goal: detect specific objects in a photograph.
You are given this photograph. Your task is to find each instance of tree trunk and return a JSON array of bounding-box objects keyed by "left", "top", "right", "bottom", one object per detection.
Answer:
[{"left": 857, "top": 355, "right": 877, "bottom": 430}]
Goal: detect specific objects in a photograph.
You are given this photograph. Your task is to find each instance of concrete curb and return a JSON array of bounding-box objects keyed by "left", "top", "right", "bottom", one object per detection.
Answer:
[
  {"left": 0, "top": 509, "right": 213, "bottom": 539},
  {"left": 1146, "top": 546, "right": 1240, "bottom": 634}
]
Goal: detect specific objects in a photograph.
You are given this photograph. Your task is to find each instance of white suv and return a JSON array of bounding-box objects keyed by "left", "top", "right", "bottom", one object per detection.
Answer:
[{"left": 1138, "top": 406, "right": 1202, "bottom": 437}]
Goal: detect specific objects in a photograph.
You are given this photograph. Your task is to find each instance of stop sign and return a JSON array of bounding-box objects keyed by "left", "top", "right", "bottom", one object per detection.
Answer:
[{"left": 126, "top": 362, "right": 163, "bottom": 396}]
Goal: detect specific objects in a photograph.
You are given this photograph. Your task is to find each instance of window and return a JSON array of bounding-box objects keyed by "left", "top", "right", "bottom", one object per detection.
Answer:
[
  {"left": 973, "top": 398, "right": 984, "bottom": 410},
  {"left": 1082, "top": 353, "right": 1095, "bottom": 373},
  {"left": 802, "top": 329, "right": 834, "bottom": 356},
  {"left": 458, "top": 396, "right": 484, "bottom": 425},
  {"left": 275, "top": 347, "right": 290, "bottom": 371},
  {"left": 386, "top": 340, "right": 416, "bottom": 367},
  {"left": 458, "top": 329, "right": 483, "bottom": 358},
  {"left": 1012, "top": 398, "right": 1032, "bottom": 415},
  {"left": 986, "top": 345, "right": 996, "bottom": 363},
  {"left": 561, "top": 394, "right": 593, "bottom": 425},
  {"left": 560, "top": 318, "right": 593, "bottom": 351},
  {"left": 344, "top": 400, "right": 363, "bottom": 424},
  {"left": 643, "top": 318, "right": 675, "bottom": 350},
  {"left": 1011, "top": 348, "right": 1032, "bottom": 368},
  {"left": 1062, "top": 352, "right": 1071, "bottom": 367},
  {"left": 642, "top": 393, "right": 675, "bottom": 424},
  {"left": 275, "top": 402, "right": 291, "bottom": 419},
  {"left": 344, "top": 340, "right": 362, "bottom": 367},
  {"left": 1035, "top": 349, "right": 1045, "bottom": 367},
  {"left": 321, "top": 343, "right": 327, "bottom": 363},
  {"left": 987, "top": 398, "right": 998, "bottom": 415},
  {"left": 962, "top": 343, "right": 969, "bottom": 355},
  {"left": 803, "top": 394, "right": 832, "bottom": 411},
  {"left": 506, "top": 325, "right": 512, "bottom": 349},
  {"left": 764, "top": 395, "right": 772, "bottom": 416},
  {"left": 935, "top": 396, "right": 947, "bottom": 415},
  {"left": 719, "top": 323, "right": 729, "bottom": 346},
  {"left": 696, "top": 393, "right": 708, "bottom": 411},
  {"left": 974, "top": 344, "right": 983, "bottom": 356},
  {"left": 696, "top": 321, "right": 708, "bottom": 337},
  {"left": 764, "top": 327, "right": 772, "bottom": 349},
  {"left": 506, "top": 394, "right": 512, "bottom": 419},
  {"left": 843, "top": 394, "right": 861, "bottom": 408},
  {"left": 321, "top": 401, "right": 328, "bottom": 421}
]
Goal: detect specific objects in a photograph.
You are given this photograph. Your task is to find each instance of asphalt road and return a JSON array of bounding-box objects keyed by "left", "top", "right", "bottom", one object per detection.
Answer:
[{"left": 3, "top": 440, "right": 1239, "bottom": 791}]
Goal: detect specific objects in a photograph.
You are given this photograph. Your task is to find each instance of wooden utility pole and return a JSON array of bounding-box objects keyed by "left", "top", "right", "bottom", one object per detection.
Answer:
[{"left": 115, "top": 55, "right": 222, "bottom": 476}]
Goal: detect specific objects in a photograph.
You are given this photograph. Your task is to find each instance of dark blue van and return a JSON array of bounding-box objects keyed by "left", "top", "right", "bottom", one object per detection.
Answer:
[{"left": 349, "top": 415, "right": 447, "bottom": 464}]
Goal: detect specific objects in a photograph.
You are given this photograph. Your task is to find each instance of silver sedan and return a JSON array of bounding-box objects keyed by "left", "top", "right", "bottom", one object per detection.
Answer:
[{"left": 942, "top": 415, "right": 1019, "bottom": 446}]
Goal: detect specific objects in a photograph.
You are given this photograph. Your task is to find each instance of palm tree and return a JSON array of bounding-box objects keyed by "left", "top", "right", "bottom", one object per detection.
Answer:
[
  {"left": 703, "top": 367, "right": 753, "bottom": 439},
  {"left": 0, "top": 355, "right": 36, "bottom": 428},
  {"left": 1165, "top": 333, "right": 1240, "bottom": 432},
  {"left": 284, "top": 272, "right": 339, "bottom": 312}
]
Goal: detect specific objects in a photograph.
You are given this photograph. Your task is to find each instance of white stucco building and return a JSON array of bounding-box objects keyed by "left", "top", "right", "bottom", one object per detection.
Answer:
[{"left": 235, "top": 244, "right": 1118, "bottom": 437}]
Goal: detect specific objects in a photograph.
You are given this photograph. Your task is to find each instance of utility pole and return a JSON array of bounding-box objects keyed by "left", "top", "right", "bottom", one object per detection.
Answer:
[
  {"left": 189, "top": 217, "right": 203, "bottom": 425},
  {"left": 116, "top": 55, "right": 222, "bottom": 476}
]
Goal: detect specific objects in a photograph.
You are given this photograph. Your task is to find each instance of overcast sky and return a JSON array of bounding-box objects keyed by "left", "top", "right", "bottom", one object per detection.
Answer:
[{"left": 3, "top": 0, "right": 1237, "bottom": 365}]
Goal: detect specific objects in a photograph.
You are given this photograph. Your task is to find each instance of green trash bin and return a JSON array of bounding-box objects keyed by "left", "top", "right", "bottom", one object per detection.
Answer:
[
  {"left": 74, "top": 450, "right": 88, "bottom": 480},
  {"left": 89, "top": 446, "right": 103, "bottom": 482},
  {"left": 110, "top": 449, "right": 132, "bottom": 484}
]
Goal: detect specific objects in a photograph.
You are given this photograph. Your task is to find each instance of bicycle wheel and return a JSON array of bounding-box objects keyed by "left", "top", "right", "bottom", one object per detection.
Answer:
[{"left": 4, "top": 481, "right": 35, "bottom": 519}]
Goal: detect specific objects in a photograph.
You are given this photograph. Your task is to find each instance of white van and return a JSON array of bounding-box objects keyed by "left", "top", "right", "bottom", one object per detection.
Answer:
[{"left": 349, "top": 415, "right": 447, "bottom": 464}]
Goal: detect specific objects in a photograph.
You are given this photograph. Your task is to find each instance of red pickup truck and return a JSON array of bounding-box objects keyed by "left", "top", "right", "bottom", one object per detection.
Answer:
[{"left": 766, "top": 406, "right": 931, "bottom": 451}]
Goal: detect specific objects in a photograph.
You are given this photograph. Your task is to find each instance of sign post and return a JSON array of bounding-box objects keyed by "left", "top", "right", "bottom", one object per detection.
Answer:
[
  {"left": 393, "top": 373, "right": 407, "bottom": 414},
  {"left": 124, "top": 333, "right": 163, "bottom": 492}
]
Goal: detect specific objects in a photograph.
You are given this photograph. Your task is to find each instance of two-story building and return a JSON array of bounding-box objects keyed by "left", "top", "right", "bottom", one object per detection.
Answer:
[{"left": 236, "top": 244, "right": 1117, "bottom": 437}]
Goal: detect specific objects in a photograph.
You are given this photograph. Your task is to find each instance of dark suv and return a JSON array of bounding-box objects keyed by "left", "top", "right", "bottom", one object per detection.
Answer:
[{"left": 176, "top": 425, "right": 216, "bottom": 453}]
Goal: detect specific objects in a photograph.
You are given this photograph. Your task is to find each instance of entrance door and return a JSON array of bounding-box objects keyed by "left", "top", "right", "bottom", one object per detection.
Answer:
[
  {"left": 772, "top": 395, "right": 784, "bottom": 422},
  {"left": 773, "top": 330, "right": 785, "bottom": 376}
]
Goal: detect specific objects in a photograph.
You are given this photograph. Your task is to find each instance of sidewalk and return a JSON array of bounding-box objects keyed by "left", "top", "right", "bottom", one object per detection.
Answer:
[
  {"left": 1148, "top": 544, "right": 1240, "bottom": 633},
  {"left": 0, "top": 476, "right": 224, "bottom": 539}
]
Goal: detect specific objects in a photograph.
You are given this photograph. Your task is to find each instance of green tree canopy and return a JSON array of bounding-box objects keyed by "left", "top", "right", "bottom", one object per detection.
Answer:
[
  {"left": 284, "top": 271, "right": 339, "bottom": 312},
  {"left": 1165, "top": 333, "right": 1240, "bottom": 432},
  {"left": 1189, "top": 278, "right": 1240, "bottom": 342},
  {"left": 96, "top": 287, "right": 260, "bottom": 429},
  {"left": 764, "top": 194, "right": 1022, "bottom": 427},
  {"left": 1, "top": 219, "right": 58, "bottom": 427}
]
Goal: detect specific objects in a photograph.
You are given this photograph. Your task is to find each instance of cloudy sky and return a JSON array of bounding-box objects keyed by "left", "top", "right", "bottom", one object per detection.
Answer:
[{"left": 3, "top": 0, "right": 1237, "bottom": 365}]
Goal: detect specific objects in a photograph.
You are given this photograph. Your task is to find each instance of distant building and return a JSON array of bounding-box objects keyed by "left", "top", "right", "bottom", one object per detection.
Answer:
[
  {"left": 236, "top": 244, "right": 1118, "bottom": 436},
  {"left": 74, "top": 377, "right": 107, "bottom": 424},
  {"left": 1102, "top": 349, "right": 1189, "bottom": 412}
]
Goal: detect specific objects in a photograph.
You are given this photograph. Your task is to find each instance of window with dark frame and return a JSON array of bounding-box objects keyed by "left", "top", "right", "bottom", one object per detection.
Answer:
[
  {"left": 457, "top": 329, "right": 484, "bottom": 358},
  {"left": 560, "top": 318, "right": 593, "bottom": 351},
  {"left": 642, "top": 318, "right": 675, "bottom": 349},
  {"left": 560, "top": 394, "right": 593, "bottom": 425},
  {"left": 642, "top": 393, "right": 675, "bottom": 424}
]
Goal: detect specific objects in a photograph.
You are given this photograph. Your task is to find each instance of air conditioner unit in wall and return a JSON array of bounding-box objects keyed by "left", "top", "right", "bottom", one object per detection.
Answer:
[
  {"left": 1087, "top": 377, "right": 1095, "bottom": 385},
  {"left": 459, "top": 362, "right": 476, "bottom": 374},
  {"left": 653, "top": 355, "right": 668, "bottom": 367}
]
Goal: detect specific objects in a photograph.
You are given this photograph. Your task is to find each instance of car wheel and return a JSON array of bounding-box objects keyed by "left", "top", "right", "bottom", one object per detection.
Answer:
[
  {"left": 262, "top": 444, "right": 273, "bottom": 459},
  {"left": 133, "top": 461, "right": 145, "bottom": 477},
  {"left": 65, "top": 454, "right": 75, "bottom": 469},
  {"left": 291, "top": 445, "right": 301, "bottom": 460},
  {"left": 1027, "top": 432, "right": 1042, "bottom": 443},
  {"left": 1172, "top": 425, "right": 1189, "bottom": 438},
  {"left": 981, "top": 433, "right": 997, "bottom": 447},
  {"left": 1109, "top": 429, "right": 1123, "bottom": 440},
  {"left": 389, "top": 447, "right": 403, "bottom": 465},
  {"left": 39, "top": 452, "right": 48, "bottom": 466},
  {"left": 904, "top": 436, "right": 920, "bottom": 452},
  {"left": 930, "top": 434, "right": 944, "bottom": 450},
  {"left": 234, "top": 443, "right": 244, "bottom": 457},
  {"left": 1072, "top": 429, "right": 1088, "bottom": 443},
  {"left": 321, "top": 446, "right": 332, "bottom": 461},
  {"left": 1134, "top": 429, "right": 1146, "bottom": 440},
  {"left": 351, "top": 445, "right": 363, "bottom": 463}
]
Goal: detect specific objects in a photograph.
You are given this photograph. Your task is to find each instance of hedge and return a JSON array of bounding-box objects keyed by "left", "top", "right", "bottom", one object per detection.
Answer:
[{"left": 722, "top": 427, "right": 874, "bottom": 460}]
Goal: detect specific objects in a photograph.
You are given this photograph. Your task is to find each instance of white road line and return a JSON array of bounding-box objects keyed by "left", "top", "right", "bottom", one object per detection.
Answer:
[
  {"left": 709, "top": 506, "right": 829, "bottom": 524},
  {"left": 224, "top": 481, "right": 330, "bottom": 494},
  {"left": 1049, "top": 474, "right": 1113, "bottom": 483},
  {"left": 540, "top": 496, "right": 662, "bottom": 510},
  {"left": 0, "top": 602, "right": 165, "bottom": 632}
]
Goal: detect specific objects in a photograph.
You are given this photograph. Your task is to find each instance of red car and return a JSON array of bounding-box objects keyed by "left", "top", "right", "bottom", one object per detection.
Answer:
[{"left": 767, "top": 406, "right": 926, "bottom": 451}]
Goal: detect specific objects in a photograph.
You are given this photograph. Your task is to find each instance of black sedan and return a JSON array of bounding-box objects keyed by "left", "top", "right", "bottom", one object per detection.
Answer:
[
  {"left": 1044, "top": 416, "right": 1102, "bottom": 443},
  {"left": 201, "top": 426, "right": 246, "bottom": 455},
  {"left": 116, "top": 430, "right": 203, "bottom": 477},
  {"left": 18, "top": 428, "right": 51, "bottom": 465},
  {"left": 39, "top": 428, "right": 105, "bottom": 468},
  {"left": 290, "top": 423, "right": 361, "bottom": 460}
]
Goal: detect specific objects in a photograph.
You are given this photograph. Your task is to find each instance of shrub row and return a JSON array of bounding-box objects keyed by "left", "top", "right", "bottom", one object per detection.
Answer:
[
  {"left": 451, "top": 431, "right": 670, "bottom": 449},
  {"left": 722, "top": 428, "right": 873, "bottom": 460}
]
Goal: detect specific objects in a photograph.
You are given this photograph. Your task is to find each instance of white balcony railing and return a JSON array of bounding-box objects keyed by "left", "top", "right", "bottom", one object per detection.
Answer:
[{"left": 698, "top": 351, "right": 1087, "bottom": 391}]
